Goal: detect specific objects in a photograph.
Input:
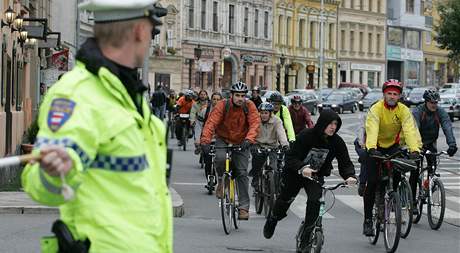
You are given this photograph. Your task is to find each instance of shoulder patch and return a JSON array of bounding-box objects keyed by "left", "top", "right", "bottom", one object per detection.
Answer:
[{"left": 47, "top": 98, "right": 76, "bottom": 132}]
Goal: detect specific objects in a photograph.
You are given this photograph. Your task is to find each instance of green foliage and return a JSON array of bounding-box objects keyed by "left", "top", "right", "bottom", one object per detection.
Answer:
[
  {"left": 24, "top": 116, "right": 39, "bottom": 144},
  {"left": 436, "top": 0, "right": 460, "bottom": 59}
]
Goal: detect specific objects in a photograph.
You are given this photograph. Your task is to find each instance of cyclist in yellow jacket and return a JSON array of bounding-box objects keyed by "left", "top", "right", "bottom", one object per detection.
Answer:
[
  {"left": 21, "top": 1, "right": 172, "bottom": 252},
  {"left": 268, "top": 91, "right": 296, "bottom": 143},
  {"left": 362, "top": 79, "right": 422, "bottom": 236}
]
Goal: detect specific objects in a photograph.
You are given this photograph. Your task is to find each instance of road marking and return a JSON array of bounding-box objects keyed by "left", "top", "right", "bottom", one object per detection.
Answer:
[
  {"left": 291, "top": 193, "right": 335, "bottom": 219},
  {"left": 445, "top": 186, "right": 460, "bottom": 190},
  {"left": 334, "top": 195, "right": 364, "bottom": 216},
  {"left": 446, "top": 197, "right": 460, "bottom": 210}
]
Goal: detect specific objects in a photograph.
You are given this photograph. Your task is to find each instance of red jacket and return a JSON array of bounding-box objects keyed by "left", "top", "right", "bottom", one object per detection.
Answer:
[
  {"left": 201, "top": 99, "right": 260, "bottom": 144},
  {"left": 288, "top": 105, "right": 314, "bottom": 134}
]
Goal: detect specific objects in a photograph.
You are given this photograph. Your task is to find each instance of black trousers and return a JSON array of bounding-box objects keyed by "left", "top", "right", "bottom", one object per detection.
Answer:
[
  {"left": 271, "top": 170, "right": 322, "bottom": 232},
  {"left": 363, "top": 145, "right": 404, "bottom": 220}
]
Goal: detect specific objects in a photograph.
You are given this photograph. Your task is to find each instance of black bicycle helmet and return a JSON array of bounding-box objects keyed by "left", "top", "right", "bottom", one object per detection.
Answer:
[
  {"left": 423, "top": 89, "right": 440, "bottom": 103},
  {"left": 230, "top": 81, "right": 249, "bottom": 93},
  {"left": 269, "top": 91, "right": 283, "bottom": 103},
  {"left": 258, "top": 102, "right": 274, "bottom": 112}
]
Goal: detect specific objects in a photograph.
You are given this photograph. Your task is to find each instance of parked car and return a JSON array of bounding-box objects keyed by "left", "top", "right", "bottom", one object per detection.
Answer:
[
  {"left": 440, "top": 94, "right": 460, "bottom": 122},
  {"left": 442, "top": 83, "right": 460, "bottom": 90},
  {"left": 261, "top": 90, "right": 278, "bottom": 102},
  {"left": 318, "top": 91, "right": 357, "bottom": 114},
  {"left": 317, "top": 88, "right": 334, "bottom": 101},
  {"left": 405, "top": 87, "right": 436, "bottom": 106},
  {"left": 286, "top": 91, "right": 319, "bottom": 115},
  {"left": 358, "top": 91, "right": 382, "bottom": 111}
]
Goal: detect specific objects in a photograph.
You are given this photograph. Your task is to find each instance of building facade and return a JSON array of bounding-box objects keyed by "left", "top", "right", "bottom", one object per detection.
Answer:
[
  {"left": 337, "top": 0, "right": 386, "bottom": 88},
  {"left": 422, "top": 0, "right": 453, "bottom": 87},
  {"left": 274, "top": 0, "right": 340, "bottom": 93},
  {"left": 386, "top": 0, "right": 426, "bottom": 86},
  {"left": 181, "top": 0, "right": 273, "bottom": 93}
]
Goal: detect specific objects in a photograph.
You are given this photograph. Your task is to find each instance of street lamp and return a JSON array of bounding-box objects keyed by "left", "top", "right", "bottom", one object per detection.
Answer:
[
  {"left": 1, "top": 6, "right": 16, "bottom": 28},
  {"left": 13, "top": 15, "right": 23, "bottom": 30}
]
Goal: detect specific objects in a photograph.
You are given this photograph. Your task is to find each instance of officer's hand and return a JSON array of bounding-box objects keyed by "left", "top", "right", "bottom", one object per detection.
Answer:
[
  {"left": 38, "top": 145, "right": 73, "bottom": 177},
  {"left": 241, "top": 139, "right": 252, "bottom": 151},
  {"left": 300, "top": 165, "right": 317, "bottom": 178},
  {"left": 447, "top": 145, "right": 458, "bottom": 157},
  {"left": 201, "top": 144, "right": 211, "bottom": 154},
  {"left": 281, "top": 145, "right": 290, "bottom": 152},
  {"left": 345, "top": 177, "right": 358, "bottom": 185},
  {"left": 368, "top": 148, "right": 382, "bottom": 157}
]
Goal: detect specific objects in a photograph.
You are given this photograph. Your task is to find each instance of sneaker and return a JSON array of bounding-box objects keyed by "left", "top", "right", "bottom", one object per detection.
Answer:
[
  {"left": 363, "top": 219, "right": 375, "bottom": 236},
  {"left": 263, "top": 216, "right": 278, "bottom": 239},
  {"left": 412, "top": 206, "right": 419, "bottom": 216},
  {"left": 358, "top": 183, "right": 366, "bottom": 197},
  {"left": 215, "top": 183, "right": 223, "bottom": 199},
  {"left": 238, "top": 209, "right": 249, "bottom": 220}
]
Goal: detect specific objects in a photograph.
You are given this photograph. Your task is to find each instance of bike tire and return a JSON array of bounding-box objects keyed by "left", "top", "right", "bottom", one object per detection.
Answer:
[
  {"left": 255, "top": 175, "right": 264, "bottom": 214},
  {"left": 398, "top": 178, "right": 413, "bottom": 239},
  {"left": 427, "top": 178, "right": 446, "bottom": 230},
  {"left": 263, "top": 171, "right": 276, "bottom": 218},
  {"left": 220, "top": 175, "right": 232, "bottom": 235},
  {"left": 182, "top": 126, "right": 187, "bottom": 151},
  {"left": 295, "top": 221, "right": 310, "bottom": 253},
  {"left": 368, "top": 205, "right": 380, "bottom": 245},
  {"left": 384, "top": 191, "right": 401, "bottom": 253},
  {"left": 302, "top": 229, "right": 323, "bottom": 253},
  {"left": 413, "top": 177, "right": 424, "bottom": 224},
  {"left": 232, "top": 179, "right": 239, "bottom": 229}
]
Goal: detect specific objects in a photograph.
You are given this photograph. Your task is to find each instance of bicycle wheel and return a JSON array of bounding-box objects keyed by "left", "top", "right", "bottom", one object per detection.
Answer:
[
  {"left": 231, "top": 179, "right": 239, "bottom": 229},
  {"left": 263, "top": 171, "right": 276, "bottom": 218},
  {"left": 427, "top": 178, "right": 445, "bottom": 230},
  {"left": 169, "top": 120, "right": 175, "bottom": 139},
  {"left": 255, "top": 174, "right": 264, "bottom": 214},
  {"left": 220, "top": 175, "right": 232, "bottom": 235},
  {"left": 309, "top": 229, "right": 324, "bottom": 253},
  {"left": 384, "top": 191, "right": 401, "bottom": 253},
  {"left": 296, "top": 221, "right": 311, "bottom": 253},
  {"left": 398, "top": 178, "right": 413, "bottom": 239},
  {"left": 413, "top": 177, "right": 424, "bottom": 224},
  {"left": 182, "top": 126, "right": 187, "bottom": 151}
]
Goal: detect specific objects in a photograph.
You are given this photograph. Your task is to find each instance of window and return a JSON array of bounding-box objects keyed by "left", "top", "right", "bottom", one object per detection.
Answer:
[
  {"left": 310, "top": 22, "right": 315, "bottom": 48},
  {"left": 286, "top": 17, "right": 291, "bottom": 45},
  {"left": 406, "top": 0, "right": 414, "bottom": 13},
  {"left": 264, "top": 11, "right": 269, "bottom": 38},
  {"left": 341, "top": 30, "right": 345, "bottom": 50},
  {"left": 243, "top": 7, "right": 248, "bottom": 37},
  {"left": 166, "top": 29, "right": 173, "bottom": 48},
  {"left": 212, "top": 1, "right": 218, "bottom": 32},
  {"left": 351, "top": 0, "right": 354, "bottom": 9},
  {"left": 376, "top": 34, "right": 381, "bottom": 53},
  {"left": 278, "top": 15, "right": 283, "bottom": 43},
  {"left": 388, "top": 27, "right": 403, "bottom": 46},
  {"left": 359, "top": 71, "right": 363, "bottom": 84},
  {"left": 328, "top": 23, "right": 334, "bottom": 49},
  {"left": 369, "top": 0, "right": 373, "bottom": 12},
  {"left": 350, "top": 31, "right": 355, "bottom": 51},
  {"left": 368, "top": 33, "right": 373, "bottom": 53},
  {"left": 377, "top": 0, "right": 381, "bottom": 13},
  {"left": 201, "top": 0, "right": 206, "bottom": 29},
  {"left": 228, "top": 4, "right": 235, "bottom": 34},
  {"left": 188, "top": 0, "right": 194, "bottom": 28},
  {"left": 254, "top": 9, "right": 259, "bottom": 38},
  {"left": 359, "top": 32, "right": 363, "bottom": 52},
  {"left": 406, "top": 30, "right": 420, "bottom": 49},
  {"left": 299, "top": 19, "right": 304, "bottom": 47},
  {"left": 360, "top": 0, "right": 364, "bottom": 10},
  {"left": 425, "top": 31, "right": 432, "bottom": 45}
]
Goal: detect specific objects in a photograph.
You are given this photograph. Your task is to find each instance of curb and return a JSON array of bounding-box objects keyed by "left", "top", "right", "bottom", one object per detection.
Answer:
[{"left": 0, "top": 188, "right": 185, "bottom": 217}]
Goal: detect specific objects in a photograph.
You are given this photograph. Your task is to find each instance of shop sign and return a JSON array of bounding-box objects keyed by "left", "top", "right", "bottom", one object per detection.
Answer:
[
  {"left": 401, "top": 48, "right": 423, "bottom": 62},
  {"left": 198, "top": 59, "right": 213, "bottom": 72},
  {"left": 338, "top": 61, "right": 349, "bottom": 71},
  {"left": 387, "top": 45, "right": 401, "bottom": 60},
  {"left": 351, "top": 63, "right": 382, "bottom": 72},
  {"left": 241, "top": 54, "right": 269, "bottom": 63}
]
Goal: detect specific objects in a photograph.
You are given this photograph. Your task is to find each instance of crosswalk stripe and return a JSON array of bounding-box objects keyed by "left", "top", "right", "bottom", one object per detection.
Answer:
[
  {"left": 334, "top": 195, "right": 364, "bottom": 215},
  {"left": 446, "top": 197, "right": 460, "bottom": 209},
  {"left": 445, "top": 186, "right": 460, "bottom": 190},
  {"left": 291, "top": 193, "right": 335, "bottom": 219}
]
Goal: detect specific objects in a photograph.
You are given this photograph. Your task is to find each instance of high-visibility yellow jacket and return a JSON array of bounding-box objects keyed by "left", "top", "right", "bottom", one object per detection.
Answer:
[
  {"left": 366, "top": 100, "right": 422, "bottom": 152},
  {"left": 274, "top": 105, "right": 296, "bottom": 142},
  {"left": 22, "top": 61, "right": 173, "bottom": 252}
]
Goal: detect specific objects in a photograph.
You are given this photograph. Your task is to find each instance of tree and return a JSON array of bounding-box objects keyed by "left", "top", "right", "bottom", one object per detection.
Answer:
[{"left": 436, "top": 0, "right": 460, "bottom": 59}]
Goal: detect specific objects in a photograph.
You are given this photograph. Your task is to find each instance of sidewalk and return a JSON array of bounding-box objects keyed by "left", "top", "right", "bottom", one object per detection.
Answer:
[{"left": 0, "top": 187, "right": 184, "bottom": 217}]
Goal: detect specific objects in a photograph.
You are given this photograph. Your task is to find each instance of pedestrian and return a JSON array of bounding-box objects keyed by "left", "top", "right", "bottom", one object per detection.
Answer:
[
  {"left": 190, "top": 90, "right": 210, "bottom": 154},
  {"left": 21, "top": 1, "right": 172, "bottom": 252},
  {"left": 151, "top": 84, "right": 167, "bottom": 120},
  {"left": 250, "top": 86, "right": 263, "bottom": 108}
]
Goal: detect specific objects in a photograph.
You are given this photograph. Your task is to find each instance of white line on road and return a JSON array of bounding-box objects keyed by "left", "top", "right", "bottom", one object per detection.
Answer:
[{"left": 291, "top": 193, "right": 335, "bottom": 219}]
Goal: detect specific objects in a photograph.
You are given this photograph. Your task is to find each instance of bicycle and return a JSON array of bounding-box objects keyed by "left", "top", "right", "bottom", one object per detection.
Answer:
[
  {"left": 253, "top": 147, "right": 282, "bottom": 218},
  {"left": 213, "top": 144, "right": 242, "bottom": 235},
  {"left": 204, "top": 142, "right": 217, "bottom": 195},
  {"left": 295, "top": 177, "right": 351, "bottom": 253},
  {"left": 178, "top": 113, "right": 190, "bottom": 151},
  {"left": 167, "top": 110, "right": 176, "bottom": 139},
  {"left": 367, "top": 151, "right": 418, "bottom": 253},
  {"left": 413, "top": 150, "right": 447, "bottom": 230}
]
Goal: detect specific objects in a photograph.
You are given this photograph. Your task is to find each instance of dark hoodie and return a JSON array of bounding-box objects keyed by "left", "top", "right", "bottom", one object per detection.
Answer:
[
  {"left": 76, "top": 38, "right": 147, "bottom": 115},
  {"left": 285, "top": 109, "right": 355, "bottom": 179}
]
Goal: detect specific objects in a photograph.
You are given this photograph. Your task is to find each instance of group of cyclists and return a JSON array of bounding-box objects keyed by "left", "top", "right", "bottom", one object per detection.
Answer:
[{"left": 159, "top": 78, "right": 457, "bottom": 249}]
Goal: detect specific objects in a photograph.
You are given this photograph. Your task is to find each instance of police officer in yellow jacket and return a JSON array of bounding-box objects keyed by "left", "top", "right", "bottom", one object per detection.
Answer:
[
  {"left": 21, "top": 1, "right": 172, "bottom": 252},
  {"left": 362, "top": 79, "right": 422, "bottom": 236}
]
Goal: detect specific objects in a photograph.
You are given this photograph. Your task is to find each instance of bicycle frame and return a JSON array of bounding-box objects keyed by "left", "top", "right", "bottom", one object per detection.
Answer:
[{"left": 419, "top": 151, "right": 445, "bottom": 204}]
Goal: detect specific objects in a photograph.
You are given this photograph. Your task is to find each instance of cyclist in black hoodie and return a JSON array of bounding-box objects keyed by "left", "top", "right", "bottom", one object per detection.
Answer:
[{"left": 263, "top": 109, "right": 357, "bottom": 240}]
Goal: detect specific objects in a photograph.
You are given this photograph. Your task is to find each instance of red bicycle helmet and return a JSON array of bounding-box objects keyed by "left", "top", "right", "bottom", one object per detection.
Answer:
[{"left": 382, "top": 79, "right": 403, "bottom": 93}]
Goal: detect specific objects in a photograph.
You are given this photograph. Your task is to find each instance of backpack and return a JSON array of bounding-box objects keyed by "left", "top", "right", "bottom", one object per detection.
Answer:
[{"left": 224, "top": 99, "right": 249, "bottom": 116}]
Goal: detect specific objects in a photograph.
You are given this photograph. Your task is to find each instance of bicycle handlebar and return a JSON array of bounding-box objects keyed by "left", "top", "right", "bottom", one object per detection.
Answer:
[
  {"left": 423, "top": 150, "right": 448, "bottom": 156},
  {"left": 256, "top": 147, "right": 282, "bottom": 154},
  {"left": 304, "top": 176, "right": 352, "bottom": 190},
  {"left": 211, "top": 145, "right": 242, "bottom": 151},
  {"left": 370, "top": 150, "right": 403, "bottom": 160}
]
